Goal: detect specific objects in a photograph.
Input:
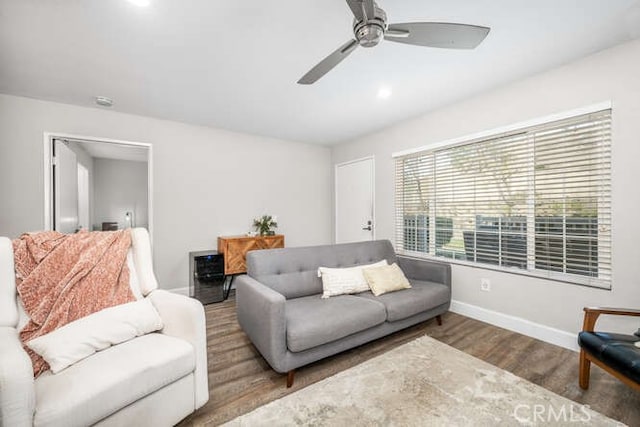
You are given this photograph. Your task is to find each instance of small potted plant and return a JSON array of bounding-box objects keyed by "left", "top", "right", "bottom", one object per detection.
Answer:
[{"left": 253, "top": 215, "right": 278, "bottom": 236}]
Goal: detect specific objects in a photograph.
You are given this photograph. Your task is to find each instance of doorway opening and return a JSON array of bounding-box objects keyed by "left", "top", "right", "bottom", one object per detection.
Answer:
[{"left": 43, "top": 133, "right": 153, "bottom": 238}]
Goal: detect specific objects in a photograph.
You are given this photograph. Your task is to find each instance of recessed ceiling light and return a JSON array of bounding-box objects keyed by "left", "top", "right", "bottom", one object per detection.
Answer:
[
  {"left": 377, "top": 86, "right": 392, "bottom": 99},
  {"left": 95, "top": 96, "right": 113, "bottom": 107},
  {"left": 127, "top": 0, "right": 150, "bottom": 7}
]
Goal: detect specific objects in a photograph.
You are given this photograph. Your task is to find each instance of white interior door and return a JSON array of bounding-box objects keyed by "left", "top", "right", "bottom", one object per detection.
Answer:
[
  {"left": 53, "top": 139, "right": 79, "bottom": 233},
  {"left": 77, "top": 163, "right": 90, "bottom": 231},
  {"left": 335, "top": 157, "right": 374, "bottom": 243}
]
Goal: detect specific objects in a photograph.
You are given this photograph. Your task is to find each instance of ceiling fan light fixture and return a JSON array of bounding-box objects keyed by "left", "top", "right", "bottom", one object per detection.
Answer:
[
  {"left": 356, "top": 24, "right": 385, "bottom": 47},
  {"left": 353, "top": 5, "right": 387, "bottom": 48}
]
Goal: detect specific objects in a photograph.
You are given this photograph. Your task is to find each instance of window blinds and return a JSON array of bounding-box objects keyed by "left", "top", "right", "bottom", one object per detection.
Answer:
[{"left": 395, "top": 109, "right": 612, "bottom": 288}]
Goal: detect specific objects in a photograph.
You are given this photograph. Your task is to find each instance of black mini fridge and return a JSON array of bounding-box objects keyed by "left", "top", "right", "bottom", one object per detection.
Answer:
[{"left": 188, "top": 250, "right": 227, "bottom": 304}]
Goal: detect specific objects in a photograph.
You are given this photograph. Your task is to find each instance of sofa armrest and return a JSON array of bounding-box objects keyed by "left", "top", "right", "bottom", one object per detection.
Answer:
[
  {"left": 397, "top": 256, "right": 451, "bottom": 287},
  {"left": 0, "top": 326, "right": 35, "bottom": 427},
  {"left": 147, "top": 290, "right": 209, "bottom": 409},
  {"left": 235, "top": 275, "right": 288, "bottom": 372}
]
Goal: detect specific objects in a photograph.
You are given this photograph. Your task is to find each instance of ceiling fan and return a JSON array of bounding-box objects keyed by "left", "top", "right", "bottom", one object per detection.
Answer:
[{"left": 297, "top": 0, "right": 490, "bottom": 84}]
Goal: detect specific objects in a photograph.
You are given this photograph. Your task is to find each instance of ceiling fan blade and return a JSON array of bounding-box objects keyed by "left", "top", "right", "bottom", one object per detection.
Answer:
[
  {"left": 297, "top": 39, "right": 359, "bottom": 85},
  {"left": 345, "top": 0, "right": 365, "bottom": 21},
  {"left": 385, "top": 22, "right": 490, "bottom": 49}
]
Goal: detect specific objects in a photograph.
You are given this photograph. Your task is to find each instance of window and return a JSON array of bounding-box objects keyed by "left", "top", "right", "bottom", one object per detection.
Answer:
[{"left": 394, "top": 108, "right": 612, "bottom": 288}]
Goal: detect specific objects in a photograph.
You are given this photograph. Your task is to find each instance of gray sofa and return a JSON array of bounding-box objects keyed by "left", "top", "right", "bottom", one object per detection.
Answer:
[{"left": 235, "top": 239, "right": 451, "bottom": 387}]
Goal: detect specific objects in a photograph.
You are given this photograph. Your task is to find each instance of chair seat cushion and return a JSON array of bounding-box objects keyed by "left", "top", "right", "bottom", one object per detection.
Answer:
[
  {"left": 355, "top": 279, "right": 450, "bottom": 322},
  {"left": 34, "top": 333, "right": 195, "bottom": 427},
  {"left": 285, "top": 295, "right": 386, "bottom": 352},
  {"left": 578, "top": 331, "right": 640, "bottom": 384}
]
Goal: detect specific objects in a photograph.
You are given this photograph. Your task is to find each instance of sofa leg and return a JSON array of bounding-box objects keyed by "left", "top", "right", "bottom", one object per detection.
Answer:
[
  {"left": 579, "top": 350, "right": 591, "bottom": 390},
  {"left": 436, "top": 315, "right": 443, "bottom": 326},
  {"left": 286, "top": 370, "right": 295, "bottom": 388}
]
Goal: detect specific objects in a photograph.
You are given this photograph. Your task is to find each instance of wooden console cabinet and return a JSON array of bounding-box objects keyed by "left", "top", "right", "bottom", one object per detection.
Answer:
[{"left": 217, "top": 235, "right": 285, "bottom": 275}]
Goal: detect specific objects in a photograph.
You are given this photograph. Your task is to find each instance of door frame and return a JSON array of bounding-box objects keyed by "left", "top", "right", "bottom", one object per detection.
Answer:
[
  {"left": 43, "top": 132, "right": 154, "bottom": 241},
  {"left": 334, "top": 155, "right": 375, "bottom": 243}
]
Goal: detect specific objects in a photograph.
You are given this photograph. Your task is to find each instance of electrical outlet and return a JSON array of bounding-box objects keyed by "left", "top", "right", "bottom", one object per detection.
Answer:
[{"left": 480, "top": 278, "right": 491, "bottom": 292}]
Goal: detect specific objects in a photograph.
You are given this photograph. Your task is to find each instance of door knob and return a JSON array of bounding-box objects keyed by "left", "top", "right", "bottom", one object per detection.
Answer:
[{"left": 362, "top": 220, "right": 373, "bottom": 231}]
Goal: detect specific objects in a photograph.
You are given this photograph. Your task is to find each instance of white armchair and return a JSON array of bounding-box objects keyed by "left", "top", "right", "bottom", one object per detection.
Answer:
[{"left": 0, "top": 228, "right": 209, "bottom": 427}]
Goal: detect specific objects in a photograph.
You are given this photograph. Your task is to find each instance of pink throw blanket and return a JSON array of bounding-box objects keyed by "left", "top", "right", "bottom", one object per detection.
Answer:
[{"left": 13, "top": 229, "right": 135, "bottom": 377}]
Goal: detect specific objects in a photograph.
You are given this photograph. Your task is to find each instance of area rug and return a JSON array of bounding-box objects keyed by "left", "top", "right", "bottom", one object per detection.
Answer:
[{"left": 224, "top": 335, "right": 622, "bottom": 426}]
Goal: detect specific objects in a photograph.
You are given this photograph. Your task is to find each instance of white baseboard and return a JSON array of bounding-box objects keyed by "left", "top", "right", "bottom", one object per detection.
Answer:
[
  {"left": 450, "top": 300, "right": 579, "bottom": 352},
  {"left": 169, "top": 286, "right": 189, "bottom": 296}
]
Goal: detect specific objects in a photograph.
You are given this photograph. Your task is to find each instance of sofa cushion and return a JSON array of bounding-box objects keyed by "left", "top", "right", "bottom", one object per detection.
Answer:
[
  {"left": 33, "top": 333, "right": 195, "bottom": 427},
  {"left": 285, "top": 295, "right": 387, "bottom": 352},
  {"left": 355, "top": 279, "right": 450, "bottom": 322},
  {"left": 247, "top": 240, "right": 397, "bottom": 299}
]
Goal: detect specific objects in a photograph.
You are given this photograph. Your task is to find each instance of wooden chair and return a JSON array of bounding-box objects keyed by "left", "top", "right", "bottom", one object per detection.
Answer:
[{"left": 578, "top": 307, "right": 640, "bottom": 391}]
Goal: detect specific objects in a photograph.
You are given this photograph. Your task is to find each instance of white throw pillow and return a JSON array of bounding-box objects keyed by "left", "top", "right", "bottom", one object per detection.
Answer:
[
  {"left": 27, "top": 298, "right": 163, "bottom": 374},
  {"left": 318, "top": 260, "right": 388, "bottom": 298}
]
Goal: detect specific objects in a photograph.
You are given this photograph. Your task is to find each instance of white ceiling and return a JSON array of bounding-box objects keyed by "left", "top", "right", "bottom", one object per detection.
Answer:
[{"left": 1, "top": 1, "right": 639, "bottom": 145}]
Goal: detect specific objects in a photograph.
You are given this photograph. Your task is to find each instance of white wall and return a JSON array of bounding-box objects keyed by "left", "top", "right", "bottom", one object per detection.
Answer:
[
  {"left": 0, "top": 94, "right": 332, "bottom": 289},
  {"left": 332, "top": 38, "right": 640, "bottom": 338},
  {"left": 93, "top": 158, "right": 148, "bottom": 230}
]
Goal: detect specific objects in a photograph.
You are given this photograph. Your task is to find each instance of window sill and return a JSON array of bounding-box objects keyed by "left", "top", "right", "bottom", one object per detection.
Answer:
[{"left": 398, "top": 250, "right": 612, "bottom": 290}]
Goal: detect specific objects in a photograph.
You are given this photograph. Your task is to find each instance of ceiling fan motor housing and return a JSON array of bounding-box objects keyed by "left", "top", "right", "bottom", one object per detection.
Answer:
[{"left": 353, "top": 6, "right": 387, "bottom": 47}]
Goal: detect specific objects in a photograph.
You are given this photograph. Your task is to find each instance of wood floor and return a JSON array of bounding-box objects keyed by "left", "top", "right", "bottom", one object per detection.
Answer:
[{"left": 179, "top": 292, "right": 640, "bottom": 426}]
